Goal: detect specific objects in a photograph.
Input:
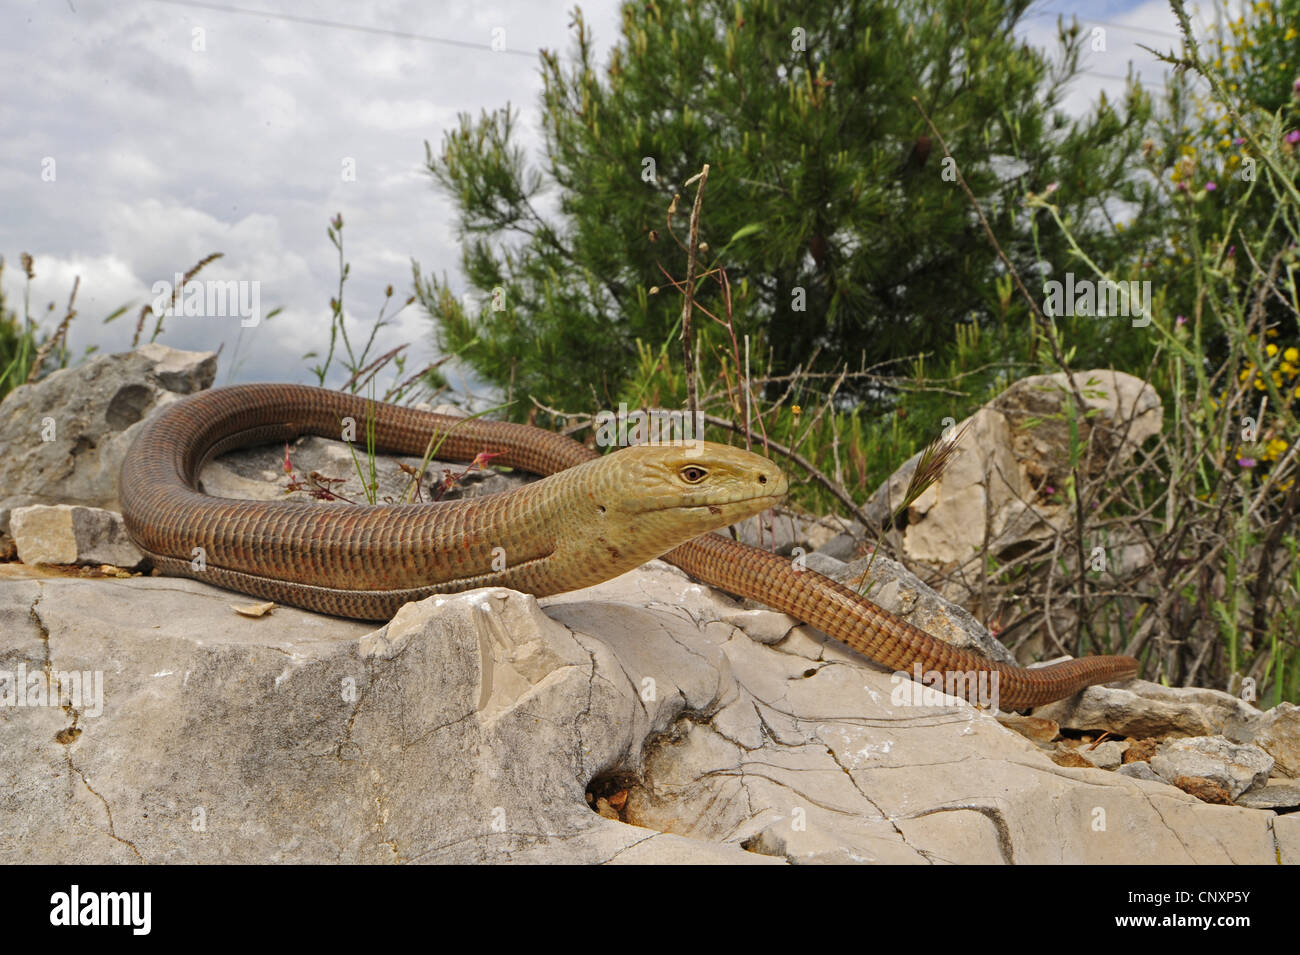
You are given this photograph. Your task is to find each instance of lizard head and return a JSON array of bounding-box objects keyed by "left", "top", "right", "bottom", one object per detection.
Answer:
[
  {"left": 611, "top": 440, "right": 787, "bottom": 522},
  {"left": 562, "top": 441, "right": 788, "bottom": 576}
]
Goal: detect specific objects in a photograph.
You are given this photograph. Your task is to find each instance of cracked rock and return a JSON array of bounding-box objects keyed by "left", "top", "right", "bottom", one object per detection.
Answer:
[
  {"left": 1148, "top": 736, "right": 1274, "bottom": 800},
  {"left": 2, "top": 561, "right": 1293, "bottom": 863}
]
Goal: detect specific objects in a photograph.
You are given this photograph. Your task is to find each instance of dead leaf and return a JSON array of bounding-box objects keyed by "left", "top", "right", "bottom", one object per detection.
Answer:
[{"left": 232, "top": 601, "right": 276, "bottom": 618}]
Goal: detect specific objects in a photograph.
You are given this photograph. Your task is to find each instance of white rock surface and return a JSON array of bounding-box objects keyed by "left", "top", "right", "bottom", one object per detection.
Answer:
[{"left": 0, "top": 561, "right": 1292, "bottom": 864}]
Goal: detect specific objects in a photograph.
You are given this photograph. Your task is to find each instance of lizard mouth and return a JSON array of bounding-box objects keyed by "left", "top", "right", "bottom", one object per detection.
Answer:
[{"left": 678, "top": 491, "right": 786, "bottom": 516}]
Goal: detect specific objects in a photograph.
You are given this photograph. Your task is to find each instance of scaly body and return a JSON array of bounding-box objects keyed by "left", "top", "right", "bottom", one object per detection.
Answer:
[{"left": 119, "top": 384, "right": 1139, "bottom": 708}]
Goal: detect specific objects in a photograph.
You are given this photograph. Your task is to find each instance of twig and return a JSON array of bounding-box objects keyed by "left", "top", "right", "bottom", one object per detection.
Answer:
[{"left": 678, "top": 165, "right": 709, "bottom": 419}]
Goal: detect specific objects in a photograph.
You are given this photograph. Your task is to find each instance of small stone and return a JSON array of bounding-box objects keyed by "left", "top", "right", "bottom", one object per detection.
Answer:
[
  {"left": 996, "top": 714, "right": 1059, "bottom": 743},
  {"left": 1149, "top": 736, "right": 1273, "bottom": 799},
  {"left": 10, "top": 505, "right": 144, "bottom": 569},
  {"left": 1050, "top": 747, "right": 1093, "bottom": 768},
  {"left": 1078, "top": 739, "right": 1128, "bottom": 770},
  {"left": 1234, "top": 781, "right": 1300, "bottom": 810},
  {"left": 1123, "top": 738, "right": 1159, "bottom": 763},
  {"left": 1173, "top": 776, "right": 1234, "bottom": 805},
  {"left": 1117, "top": 761, "right": 1163, "bottom": 783},
  {"left": 719, "top": 608, "right": 799, "bottom": 644}
]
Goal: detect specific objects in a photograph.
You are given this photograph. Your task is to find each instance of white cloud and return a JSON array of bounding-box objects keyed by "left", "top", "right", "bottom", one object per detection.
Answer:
[
  {"left": 1, "top": 0, "right": 623, "bottom": 387},
  {"left": 2, "top": 0, "right": 1211, "bottom": 392}
]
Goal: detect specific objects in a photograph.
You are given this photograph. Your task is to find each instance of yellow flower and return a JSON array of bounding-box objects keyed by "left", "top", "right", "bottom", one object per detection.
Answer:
[
  {"left": 1267, "top": 343, "right": 1279, "bottom": 356},
  {"left": 1285, "top": 347, "right": 1298, "bottom": 362},
  {"left": 1267, "top": 437, "right": 1288, "bottom": 459}
]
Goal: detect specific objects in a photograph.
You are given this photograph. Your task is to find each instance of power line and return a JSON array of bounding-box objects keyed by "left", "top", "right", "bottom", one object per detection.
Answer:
[
  {"left": 1023, "top": 9, "right": 1184, "bottom": 42},
  {"left": 140, "top": 2, "right": 1191, "bottom": 97},
  {"left": 144, "top": 0, "right": 540, "bottom": 59}
]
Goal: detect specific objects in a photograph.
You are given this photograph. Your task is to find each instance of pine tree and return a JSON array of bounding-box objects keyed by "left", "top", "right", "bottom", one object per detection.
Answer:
[{"left": 417, "top": 0, "right": 1154, "bottom": 415}]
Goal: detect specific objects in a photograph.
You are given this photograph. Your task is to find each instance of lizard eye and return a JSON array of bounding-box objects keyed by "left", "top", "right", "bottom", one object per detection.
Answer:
[{"left": 679, "top": 465, "right": 708, "bottom": 484}]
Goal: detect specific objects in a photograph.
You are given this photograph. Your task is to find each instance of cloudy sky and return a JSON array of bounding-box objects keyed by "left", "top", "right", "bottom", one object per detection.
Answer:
[{"left": 1, "top": 0, "right": 1211, "bottom": 399}]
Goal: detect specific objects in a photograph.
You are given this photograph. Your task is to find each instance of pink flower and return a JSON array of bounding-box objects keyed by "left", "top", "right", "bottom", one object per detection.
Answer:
[
  {"left": 1176, "top": 315, "right": 1187, "bottom": 325},
  {"left": 1205, "top": 182, "right": 1217, "bottom": 191},
  {"left": 1287, "top": 130, "right": 1300, "bottom": 144},
  {"left": 1238, "top": 457, "right": 1257, "bottom": 469},
  {"left": 1234, "top": 137, "right": 1245, "bottom": 145}
]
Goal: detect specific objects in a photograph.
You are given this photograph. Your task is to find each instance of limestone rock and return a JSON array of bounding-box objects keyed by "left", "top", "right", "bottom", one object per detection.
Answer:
[
  {"left": 825, "top": 551, "right": 1019, "bottom": 666},
  {"left": 1032, "top": 681, "right": 1261, "bottom": 741},
  {"left": 1117, "top": 762, "right": 1163, "bottom": 783},
  {"left": 813, "top": 525, "right": 869, "bottom": 562},
  {"left": 1249, "top": 701, "right": 1300, "bottom": 778},
  {"left": 723, "top": 509, "right": 846, "bottom": 557},
  {"left": 0, "top": 349, "right": 1290, "bottom": 865},
  {"left": 862, "top": 370, "right": 1161, "bottom": 602},
  {"left": 1076, "top": 739, "right": 1129, "bottom": 770},
  {"left": 0, "top": 344, "right": 216, "bottom": 519},
  {"left": 1148, "top": 736, "right": 1273, "bottom": 800},
  {"left": 10, "top": 505, "right": 144, "bottom": 568},
  {"left": 995, "top": 714, "right": 1060, "bottom": 744},
  {"left": 1234, "top": 780, "right": 1300, "bottom": 810},
  {"left": 1172, "top": 775, "right": 1234, "bottom": 805},
  {"left": 199, "top": 434, "right": 529, "bottom": 506},
  {"left": 0, "top": 560, "right": 1290, "bottom": 864}
]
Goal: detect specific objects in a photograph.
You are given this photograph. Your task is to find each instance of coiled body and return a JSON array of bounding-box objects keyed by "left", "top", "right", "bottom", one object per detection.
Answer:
[{"left": 120, "top": 384, "right": 1139, "bottom": 708}]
